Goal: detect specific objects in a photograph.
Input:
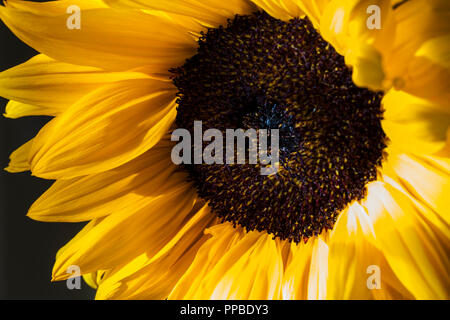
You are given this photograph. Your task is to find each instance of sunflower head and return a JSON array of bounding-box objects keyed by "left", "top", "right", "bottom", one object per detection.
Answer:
[
  {"left": 171, "top": 11, "right": 387, "bottom": 242},
  {"left": 1, "top": 0, "right": 449, "bottom": 300}
]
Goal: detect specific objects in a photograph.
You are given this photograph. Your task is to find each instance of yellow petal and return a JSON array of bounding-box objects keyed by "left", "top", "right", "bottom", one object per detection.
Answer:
[
  {"left": 297, "top": 0, "right": 331, "bottom": 27},
  {"left": 319, "top": 0, "right": 396, "bottom": 90},
  {"left": 208, "top": 233, "right": 283, "bottom": 299},
  {"left": 52, "top": 177, "right": 197, "bottom": 281},
  {"left": 326, "top": 203, "right": 375, "bottom": 299},
  {"left": 169, "top": 223, "right": 243, "bottom": 299},
  {"left": 320, "top": 0, "right": 393, "bottom": 53},
  {"left": 282, "top": 236, "right": 321, "bottom": 299},
  {"left": 362, "top": 181, "right": 450, "bottom": 299},
  {"left": 250, "top": 0, "right": 304, "bottom": 21},
  {"left": 103, "top": 0, "right": 256, "bottom": 28},
  {"left": 305, "top": 235, "right": 329, "bottom": 299},
  {"left": 5, "top": 100, "right": 58, "bottom": 119},
  {"left": 345, "top": 42, "right": 385, "bottom": 90},
  {"left": 326, "top": 200, "right": 413, "bottom": 299},
  {"left": 82, "top": 270, "right": 107, "bottom": 290},
  {"left": 5, "top": 138, "right": 33, "bottom": 173},
  {"left": 387, "top": 153, "right": 450, "bottom": 225},
  {"left": 5, "top": 0, "right": 107, "bottom": 12},
  {"left": 327, "top": 0, "right": 450, "bottom": 101},
  {"left": 170, "top": 223, "right": 284, "bottom": 299},
  {"left": 96, "top": 205, "right": 216, "bottom": 299},
  {"left": 0, "top": 54, "right": 149, "bottom": 117},
  {"left": 97, "top": 237, "right": 207, "bottom": 299},
  {"left": 382, "top": 89, "right": 450, "bottom": 155},
  {"left": 383, "top": 0, "right": 450, "bottom": 105},
  {"left": 383, "top": 173, "right": 450, "bottom": 284},
  {"left": 27, "top": 140, "right": 176, "bottom": 222},
  {"left": 418, "top": 153, "right": 450, "bottom": 178},
  {"left": 55, "top": 217, "right": 104, "bottom": 261},
  {"left": 0, "top": 1, "right": 196, "bottom": 73},
  {"left": 29, "top": 78, "right": 176, "bottom": 179}
]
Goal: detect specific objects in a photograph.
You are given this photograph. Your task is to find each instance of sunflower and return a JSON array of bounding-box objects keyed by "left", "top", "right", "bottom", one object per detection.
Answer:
[{"left": 1, "top": 0, "right": 449, "bottom": 300}]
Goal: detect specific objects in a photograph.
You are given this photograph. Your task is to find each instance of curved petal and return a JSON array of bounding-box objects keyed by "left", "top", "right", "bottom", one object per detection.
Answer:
[
  {"left": 362, "top": 180, "right": 450, "bottom": 299},
  {"left": 5, "top": 0, "right": 107, "bottom": 12},
  {"left": 319, "top": 0, "right": 395, "bottom": 90},
  {"left": 295, "top": 0, "right": 331, "bottom": 27},
  {"left": 29, "top": 78, "right": 177, "bottom": 179},
  {"left": 103, "top": 0, "right": 256, "bottom": 28},
  {"left": 304, "top": 235, "right": 329, "bottom": 299},
  {"left": 5, "top": 138, "right": 33, "bottom": 173},
  {"left": 251, "top": 0, "right": 330, "bottom": 27},
  {"left": 326, "top": 204, "right": 375, "bottom": 299},
  {"left": 382, "top": 0, "right": 450, "bottom": 106},
  {"left": 387, "top": 153, "right": 450, "bottom": 225},
  {"left": 82, "top": 270, "right": 107, "bottom": 290},
  {"left": 250, "top": 0, "right": 304, "bottom": 21},
  {"left": 96, "top": 204, "right": 216, "bottom": 299},
  {"left": 5, "top": 100, "right": 59, "bottom": 119},
  {"left": 169, "top": 223, "right": 284, "bottom": 299},
  {"left": 27, "top": 139, "right": 177, "bottom": 222},
  {"left": 326, "top": 200, "right": 414, "bottom": 299},
  {"left": 320, "top": 0, "right": 450, "bottom": 101},
  {"left": 0, "top": 0, "right": 197, "bottom": 73},
  {"left": 0, "top": 54, "right": 149, "bottom": 117},
  {"left": 282, "top": 235, "right": 327, "bottom": 299},
  {"left": 52, "top": 176, "right": 197, "bottom": 281},
  {"left": 382, "top": 89, "right": 450, "bottom": 155}
]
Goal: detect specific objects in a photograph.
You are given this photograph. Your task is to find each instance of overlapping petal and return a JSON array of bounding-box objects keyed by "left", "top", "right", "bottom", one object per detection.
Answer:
[
  {"left": 52, "top": 175, "right": 197, "bottom": 280},
  {"left": 96, "top": 205, "right": 216, "bottom": 299},
  {"left": 320, "top": 0, "right": 450, "bottom": 104},
  {"left": 319, "top": 0, "right": 395, "bottom": 90},
  {"left": 103, "top": 0, "right": 256, "bottom": 28},
  {"left": 282, "top": 235, "right": 328, "bottom": 299},
  {"left": 27, "top": 139, "right": 177, "bottom": 222},
  {"left": 326, "top": 199, "right": 414, "bottom": 299},
  {"left": 29, "top": 78, "right": 177, "bottom": 179},
  {"left": 170, "top": 223, "right": 284, "bottom": 299},
  {"left": 362, "top": 180, "right": 450, "bottom": 299},
  {"left": 382, "top": 89, "right": 450, "bottom": 155},
  {"left": 387, "top": 152, "right": 450, "bottom": 226},
  {"left": 250, "top": 0, "right": 304, "bottom": 21},
  {"left": 0, "top": 54, "right": 148, "bottom": 118},
  {"left": 325, "top": 203, "right": 376, "bottom": 299},
  {"left": 0, "top": 0, "right": 197, "bottom": 74},
  {"left": 5, "top": 138, "right": 33, "bottom": 173},
  {"left": 383, "top": 0, "right": 450, "bottom": 105}
]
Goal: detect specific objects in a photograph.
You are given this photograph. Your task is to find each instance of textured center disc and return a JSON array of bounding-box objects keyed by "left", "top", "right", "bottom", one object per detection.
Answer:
[{"left": 171, "top": 12, "right": 387, "bottom": 243}]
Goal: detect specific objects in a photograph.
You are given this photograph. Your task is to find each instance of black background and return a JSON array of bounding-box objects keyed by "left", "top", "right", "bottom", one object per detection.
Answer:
[{"left": 0, "top": 11, "right": 94, "bottom": 299}]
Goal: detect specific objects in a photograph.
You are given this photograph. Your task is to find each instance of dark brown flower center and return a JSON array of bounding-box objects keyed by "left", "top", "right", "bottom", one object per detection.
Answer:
[{"left": 170, "top": 11, "right": 386, "bottom": 243}]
